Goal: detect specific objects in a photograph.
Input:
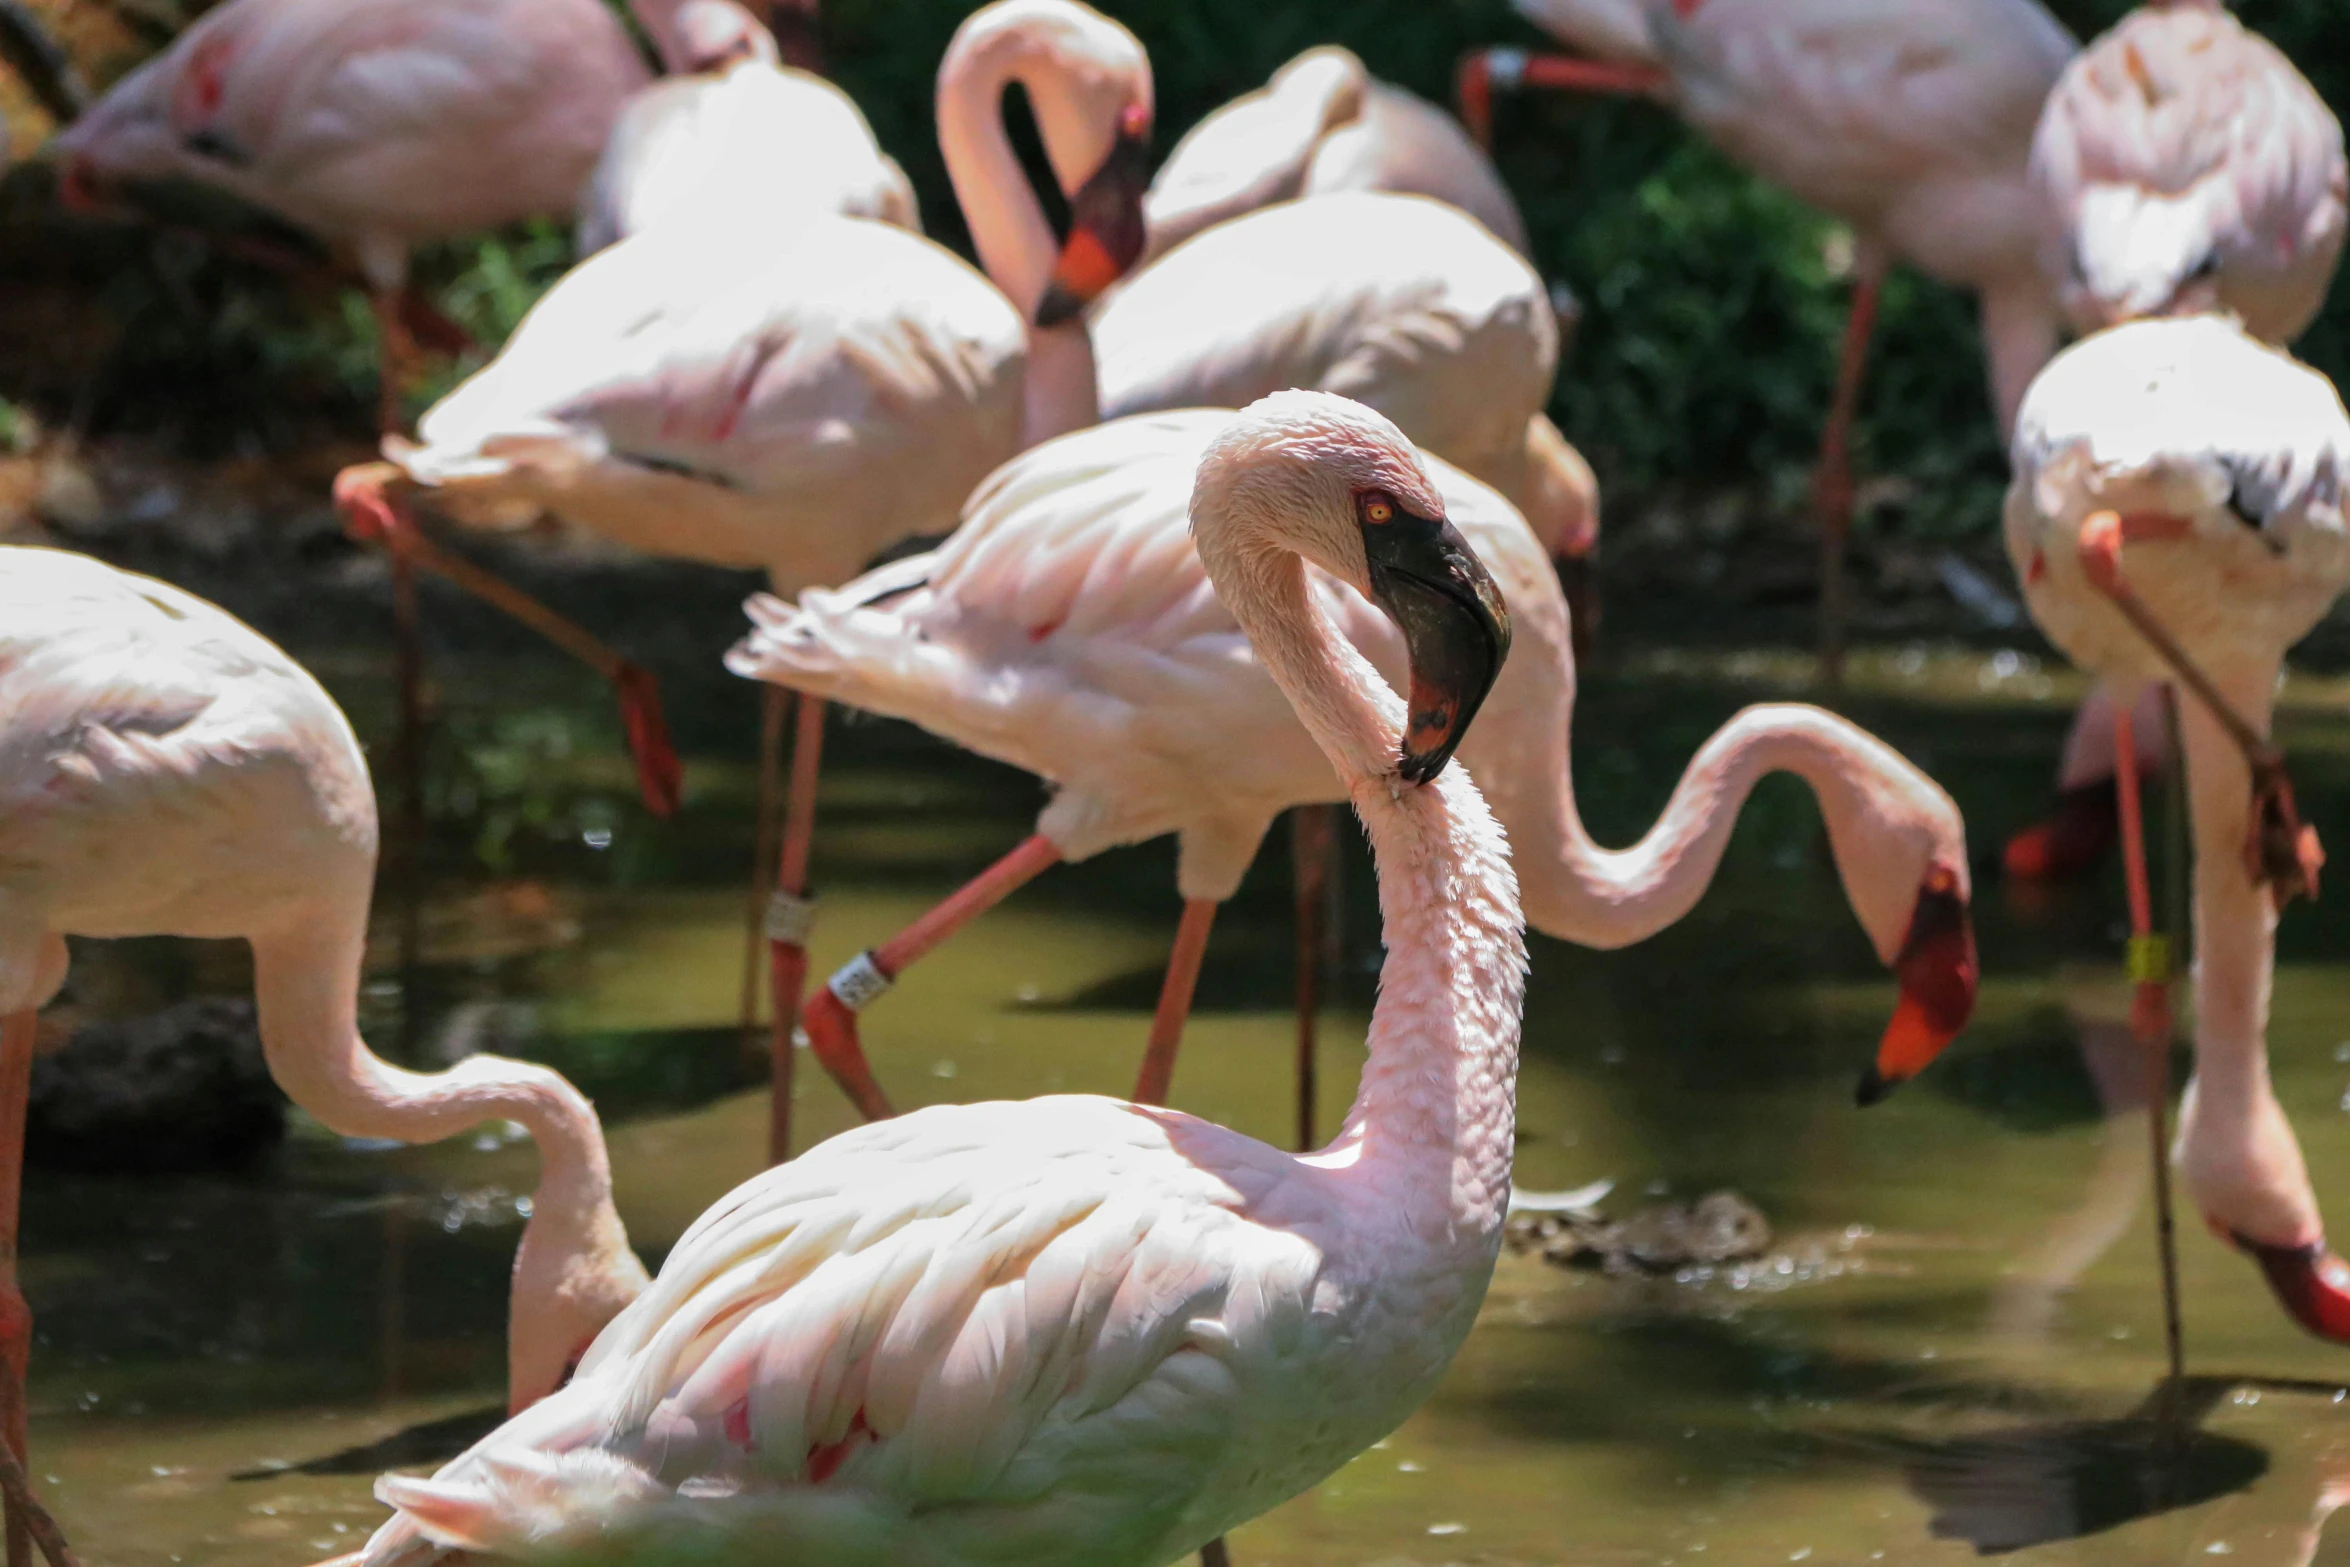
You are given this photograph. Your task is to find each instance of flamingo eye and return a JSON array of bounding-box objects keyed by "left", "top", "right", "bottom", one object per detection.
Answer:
[{"left": 1362, "top": 495, "right": 1395, "bottom": 525}]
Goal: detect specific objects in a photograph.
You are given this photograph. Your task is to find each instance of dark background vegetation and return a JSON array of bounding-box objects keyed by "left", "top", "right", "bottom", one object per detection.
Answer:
[{"left": 2, "top": 0, "right": 2346, "bottom": 549}]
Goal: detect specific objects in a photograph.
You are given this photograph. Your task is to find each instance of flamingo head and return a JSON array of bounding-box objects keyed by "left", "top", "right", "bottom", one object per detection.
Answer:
[
  {"left": 1855, "top": 860, "right": 1978, "bottom": 1105},
  {"left": 505, "top": 1193, "right": 650, "bottom": 1412},
  {"left": 1194, "top": 391, "right": 1512, "bottom": 784},
  {"left": 1035, "top": 99, "right": 1152, "bottom": 326},
  {"left": 2236, "top": 1238, "right": 2350, "bottom": 1345}
]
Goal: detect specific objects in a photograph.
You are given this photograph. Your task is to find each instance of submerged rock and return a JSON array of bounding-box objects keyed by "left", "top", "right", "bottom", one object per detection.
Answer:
[
  {"left": 1505, "top": 1189, "right": 1772, "bottom": 1275},
  {"left": 27, "top": 997, "right": 285, "bottom": 1173}
]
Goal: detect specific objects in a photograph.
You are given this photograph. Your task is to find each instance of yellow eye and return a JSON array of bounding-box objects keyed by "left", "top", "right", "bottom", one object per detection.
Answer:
[{"left": 1364, "top": 499, "right": 1393, "bottom": 524}]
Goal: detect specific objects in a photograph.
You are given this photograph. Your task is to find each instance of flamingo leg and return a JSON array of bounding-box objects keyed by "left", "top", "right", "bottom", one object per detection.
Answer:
[
  {"left": 1455, "top": 47, "right": 1666, "bottom": 148},
  {"left": 742, "top": 686, "right": 787, "bottom": 1058},
  {"left": 334, "top": 464, "right": 683, "bottom": 820},
  {"left": 1814, "top": 258, "right": 1885, "bottom": 692},
  {"left": 1132, "top": 900, "right": 1220, "bottom": 1108},
  {"left": 2112, "top": 700, "right": 2187, "bottom": 1384},
  {"left": 767, "top": 695, "right": 825, "bottom": 1163},
  {"left": 0, "top": 1011, "right": 31, "bottom": 1567},
  {"left": 2075, "top": 511, "right": 2323, "bottom": 903},
  {"left": 804, "top": 832, "right": 1061, "bottom": 1122},
  {"left": 1289, "top": 806, "right": 1338, "bottom": 1150},
  {"left": 368, "top": 286, "right": 417, "bottom": 439}
]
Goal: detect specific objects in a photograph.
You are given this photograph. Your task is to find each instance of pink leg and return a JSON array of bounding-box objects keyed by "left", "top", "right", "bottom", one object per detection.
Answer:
[
  {"left": 334, "top": 465, "right": 682, "bottom": 819},
  {"left": 2111, "top": 702, "right": 2186, "bottom": 1384},
  {"left": 0, "top": 1012, "right": 30, "bottom": 1567},
  {"left": 741, "top": 686, "right": 787, "bottom": 1058},
  {"left": 804, "top": 832, "right": 1062, "bottom": 1122},
  {"left": 368, "top": 286, "right": 415, "bottom": 439},
  {"left": 1456, "top": 48, "right": 1665, "bottom": 147},
  {"left": 1132, "top": 900, "right": 1220, "bottom": 1108},
  {"left": 1815, "top": 261, "right": 1885, "bottom": 691},
  {"left": 766, "top": 694, "right": 825, "bottom": 1163}
]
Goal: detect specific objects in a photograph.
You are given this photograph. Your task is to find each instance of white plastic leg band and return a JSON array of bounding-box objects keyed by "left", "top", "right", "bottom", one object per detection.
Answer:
[
  {"left": 827, "top": 952, "right": 893, "bottom": 1012},
  {"left": 1486, "top": 46, "right": 1528, "bottom": 91},
  {"left": 764, "top": 888, "right": 819, "bottom": 946}
]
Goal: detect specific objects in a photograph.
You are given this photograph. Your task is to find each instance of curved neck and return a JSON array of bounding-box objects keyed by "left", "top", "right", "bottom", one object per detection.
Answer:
[
  {"left": 936, "top": 45, "right": 1101, "bottom": 443},
  {"left": 248, "top": 900, "right": 635, "bottom": 1323},
  {"left": 1498, "top": 702, "right": 1912, "bottom": 952},
  {"left": 1227, "top": 544, "right": 1524, "bottom": 1235}
]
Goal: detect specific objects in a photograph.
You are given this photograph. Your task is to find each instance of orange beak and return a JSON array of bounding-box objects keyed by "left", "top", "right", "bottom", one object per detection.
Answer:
[
  {"left": 1034, "top": 106, "right": 1151, "bottom": 327},
  {"left": 1856, "top": 865, "right": 1977, "bottom": 1105}
]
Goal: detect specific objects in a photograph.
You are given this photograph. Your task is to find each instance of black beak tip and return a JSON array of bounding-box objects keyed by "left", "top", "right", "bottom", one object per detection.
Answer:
[
  {"left": 1397, "top": 749, "right": 1446, "bottom": 786},
  {"left": 1854, "top": 1065, "right": 1895, "bottom": 1108},
  {"left": 1034, "top": 280, "right": 1085, "bottom": 329}
]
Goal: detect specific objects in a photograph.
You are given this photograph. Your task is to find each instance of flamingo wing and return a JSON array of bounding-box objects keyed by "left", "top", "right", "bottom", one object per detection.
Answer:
[
  {"left": 361, "top": 1097, "right": 1309, "bottom": 1564},
  {"left": 581, "top": 63, "right": 922, "bottom": 253},
  {"left": 409, "top": 211, "right": 1023, "bottom": 500},
  {"left": 0, "top": 548, "right": 370, "bottom": 926}
]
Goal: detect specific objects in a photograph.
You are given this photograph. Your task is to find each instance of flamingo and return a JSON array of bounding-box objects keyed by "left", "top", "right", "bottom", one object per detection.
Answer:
[
  {"left": 1457, "top": 0, "right": 2076, "bottom": 680},
  {"left": 334, "top": 0, "right": 1155, "bottom": 1161},
  {"left": 0, "top": 546, "right": 649, "bottom": 1559},
  {"left": 1141, "top": 45, "right": 1530, "bottom": 264},
  {"left": 577, "top": 0, "right": 919, "bottom": 254},
  {"left": 2004, "top": 0, "right": 2346, "bottom": 884},
  {"left": 2005, "top": 313, "right": 2350, "bottom": 1344},
  {"left": 728, "top": 407, "right": 1976, "bottom": 1137},
  {"left": 1095, "top": 190, "right": 1584, "bottom": 588},
  {"left": 334, "top": 388, "right": 1530, "bottom": 1567},
  {"left": 49, "top": 0, "right": 695, "bottom": 433}
]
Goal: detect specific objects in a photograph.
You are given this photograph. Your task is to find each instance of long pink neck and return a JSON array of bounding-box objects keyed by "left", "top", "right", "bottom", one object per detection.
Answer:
[
  {"left": 1492, "top": 699, "right": 1918, "bottom": 952},
  {"left": 248, "top": 897, "right": 638, "bottom": 1330},
  {"left": 935, "top": 42, "right": 1100, "bottom": 445},
  {"left": 1230, "top": 546, "right": 1525, "bottom": 1237}
]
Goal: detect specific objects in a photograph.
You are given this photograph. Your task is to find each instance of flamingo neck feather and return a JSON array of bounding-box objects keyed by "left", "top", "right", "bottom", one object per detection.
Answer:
[
  {"left": 1221, "top": 541, "right": 1526, "bottom": 1234},
  {"left": 1506, "top": 702, "right": 1921, "bottom": 959},
  {"left": 249, "top": 895, "right": 642, "bottom": 1399}
]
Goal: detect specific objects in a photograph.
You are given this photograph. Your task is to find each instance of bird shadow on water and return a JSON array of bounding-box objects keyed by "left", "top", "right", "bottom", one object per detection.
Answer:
[
  {"left": 1872, "top": 1375, "right": 2345, "bottom": 1555},
  {"left": 229, "top": 1403, "right": 506, "bottom": 1479}
]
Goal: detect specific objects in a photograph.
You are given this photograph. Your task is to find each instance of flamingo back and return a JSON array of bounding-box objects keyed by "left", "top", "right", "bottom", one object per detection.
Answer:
[
  {"left": 2031, "top": 2, "right": 2345, "bottom": 344},
  {"left": 0, "top": 547, "right": 374, "bottom": 944},
  {"left": 1096, "top": 193, "right": 1554, "bottom": 495}
]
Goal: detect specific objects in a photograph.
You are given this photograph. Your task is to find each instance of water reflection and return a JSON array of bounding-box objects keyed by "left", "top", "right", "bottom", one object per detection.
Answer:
[{"left": 21, "top": 633, "right": 2350, "bottom": 1566}]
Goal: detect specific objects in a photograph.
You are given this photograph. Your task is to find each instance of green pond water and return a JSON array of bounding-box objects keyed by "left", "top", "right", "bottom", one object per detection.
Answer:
[{"left": 28, "top": 632, "right": 2350, "bottom": 1567}]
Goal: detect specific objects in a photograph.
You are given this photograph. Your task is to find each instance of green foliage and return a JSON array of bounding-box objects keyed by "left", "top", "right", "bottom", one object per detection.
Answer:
[{"left": 28, "top": 0, "right": 2350, "bottom": 539}]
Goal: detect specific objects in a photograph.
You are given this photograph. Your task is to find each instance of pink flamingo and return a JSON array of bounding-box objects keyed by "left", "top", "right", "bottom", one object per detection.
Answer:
[
  {"left": 0, "top": 546, "right": 649, "bottom": 1562},
  {"left": 47, "top": 0, "right": 719, "bottom": 432},
  {"left": 577, "top": 0, "right": 918, "bottom": 254},
  {"left": 342, "top": 389, "right": 1524, "bottom": 1567},
  {"left": 336, "top": 0, "right": 1156, "bottom": 1162},
  {"left": 1142, "top": 45, "right": 1530, "bottom": 263},
  {"left": 1457, "top": 0, "right": 2076, "bottom": 679},
  {"left": 2005, "top": 0, "right": 2346, "bottom": 884},
  {"left": 729, "top": 407, "right": 1975, "bottom": 1138},
  {"left": 2006, "top": 313, "right": 2350, "bottom": 1344}
]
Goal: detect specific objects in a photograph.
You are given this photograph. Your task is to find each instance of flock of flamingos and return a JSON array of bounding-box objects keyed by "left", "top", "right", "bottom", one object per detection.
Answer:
[{"left": 0, "top": 0, "right": 2345, "bottom": 1560}]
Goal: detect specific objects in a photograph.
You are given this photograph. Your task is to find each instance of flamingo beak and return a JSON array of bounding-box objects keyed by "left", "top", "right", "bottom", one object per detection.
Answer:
[
  {"left": 1856, "top": 864, "right": 1977, "bottom": 1105},
  {"left": 1362, "top": 503, "right": 1512, "bottom": 783},
  {"left": 1035, "top": 106, "right": 1152, "bottom": 327},
  {"left": 2237, "top": 1235, "right": 2350, "bottom": 1343}
]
